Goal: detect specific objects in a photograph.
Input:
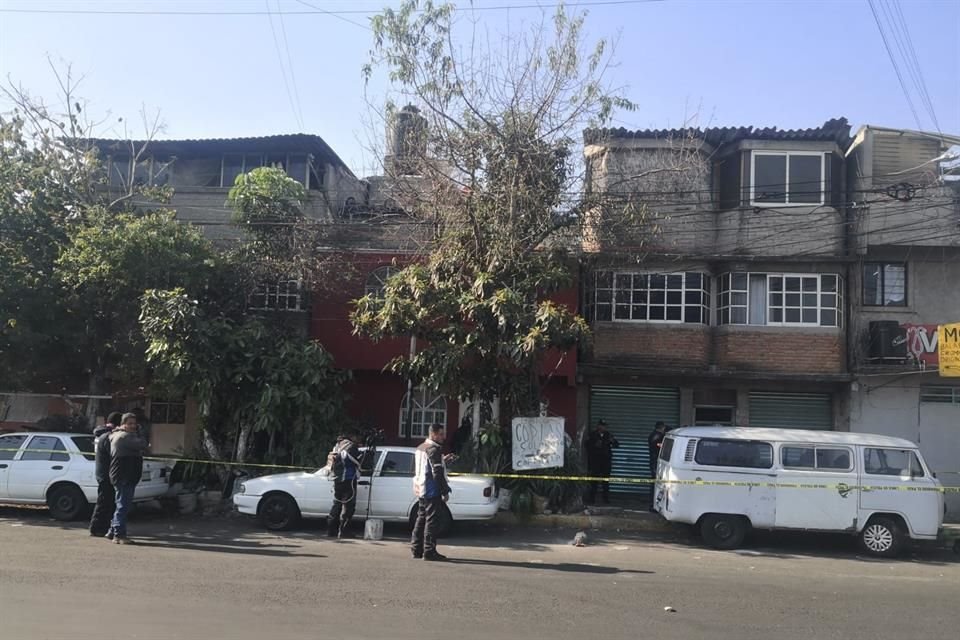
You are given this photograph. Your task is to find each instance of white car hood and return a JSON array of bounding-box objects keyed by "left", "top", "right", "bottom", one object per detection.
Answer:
[{"left": 243, "top": 471, "right": 319, "bottom": 495}]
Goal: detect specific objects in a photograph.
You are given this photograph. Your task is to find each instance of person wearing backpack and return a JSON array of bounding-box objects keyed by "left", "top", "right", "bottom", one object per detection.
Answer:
[{"left": 327, "top": 433, "right": 363, "bottom": 538}]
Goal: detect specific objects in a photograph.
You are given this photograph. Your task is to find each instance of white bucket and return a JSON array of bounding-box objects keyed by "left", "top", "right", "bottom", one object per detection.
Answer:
[{"left": 364, "top": 518, "right": 384, "bottom": 540}]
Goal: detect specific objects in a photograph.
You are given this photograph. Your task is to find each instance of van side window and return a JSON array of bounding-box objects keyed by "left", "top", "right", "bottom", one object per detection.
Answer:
[
  {"left": 816, "top": 448, "right": 851, "bottom": 470},
  {"left": 864, "top": 448, "right": 925, "bottom": 477},
  {"left": 782, "top": 446, "right": 815, "bottom": 469},
  {"left": 782, "top": 446, "right": 852, "bottom": 471},
  {"left": 695, "top": 439, "right": 773, "bottom": 469},
  {"left": 660, "top": 437, "right": 675, "bottom": 462}
]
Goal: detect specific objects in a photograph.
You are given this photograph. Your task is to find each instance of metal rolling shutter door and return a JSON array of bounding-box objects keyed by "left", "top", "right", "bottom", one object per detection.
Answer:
[
  {"left": 748, "top": 392, "right": 833, "bottom": 430},
  {"left": 589, "top": 386, "right": 680, "bottom": 495}
]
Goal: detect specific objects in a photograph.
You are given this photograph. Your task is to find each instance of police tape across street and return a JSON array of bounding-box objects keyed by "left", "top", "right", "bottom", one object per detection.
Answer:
[{"left": 1, "top": 447, "right": 958, "bottom": 493}]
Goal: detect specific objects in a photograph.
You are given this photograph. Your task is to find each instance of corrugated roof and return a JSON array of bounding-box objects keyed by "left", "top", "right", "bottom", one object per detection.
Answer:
[
  {"left": 89, "top": 133, "right": 354, "bottom": 177},
  {"left": 584, "top": 117, "right": 852, "bottom": 148}
]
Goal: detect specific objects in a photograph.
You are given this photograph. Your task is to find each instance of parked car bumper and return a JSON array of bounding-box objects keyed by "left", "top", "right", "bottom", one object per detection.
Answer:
[
  {"left": 134, "top": 481, "right": 169, "bottom": 502},
  {"left": 451, "top": 500, "right": 499, "bottom": 521},
  {"left": 233, "top": 494, "right": 260, "bottom": 516}
]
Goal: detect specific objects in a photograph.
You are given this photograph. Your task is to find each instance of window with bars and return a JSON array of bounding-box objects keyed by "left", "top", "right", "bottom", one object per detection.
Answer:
[
  {"left": 919, "top": 386, "right": 960, "bottom": 405},
  {"left": 150, "top": 397, "right": 186, "bottom": 424},
  {"left": 863, "top": 262, "right": 907, "bottom": 307},
  {"left": 591, "top": 271, "right": 710, "bottom": 324},
  {"left": 221, "top": 153, "right": 312, "bottom": 188},
  {"left": 399, "top": 387, "right": 447, "bottom": 438},
  {"left": 249, "top": 279, "right": 303, "bottom": 311},
  {"left": 365, "top": 266, "right": 399, "bottom": 298},
  {"left": 718, "top": 273, "right": 842, "bottom": 327}
]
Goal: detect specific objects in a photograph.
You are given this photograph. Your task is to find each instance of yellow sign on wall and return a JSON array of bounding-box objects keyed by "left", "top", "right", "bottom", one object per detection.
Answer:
[{"left": 939, "top": 322, "right": 960, "bottom": 377}]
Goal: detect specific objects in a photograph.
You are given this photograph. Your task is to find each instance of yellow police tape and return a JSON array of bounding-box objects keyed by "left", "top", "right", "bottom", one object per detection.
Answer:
[{"left": 2, "top": 447, "right": 959, "bottom": 493}]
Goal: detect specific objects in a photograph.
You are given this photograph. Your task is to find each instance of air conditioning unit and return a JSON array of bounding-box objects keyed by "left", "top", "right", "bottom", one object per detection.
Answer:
[{"left": 867, "top": 321, "right": 907, "bottom": 362}]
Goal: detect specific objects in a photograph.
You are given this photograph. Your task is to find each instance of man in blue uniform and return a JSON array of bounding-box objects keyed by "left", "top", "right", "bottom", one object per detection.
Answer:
[{"left": 411, "top": 423, "right": 452, "bottom": 561}]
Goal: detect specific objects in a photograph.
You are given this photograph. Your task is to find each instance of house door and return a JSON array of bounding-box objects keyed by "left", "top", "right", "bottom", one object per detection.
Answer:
[{"left": 589, "top": 386, "right": 680, "bottom": 497}]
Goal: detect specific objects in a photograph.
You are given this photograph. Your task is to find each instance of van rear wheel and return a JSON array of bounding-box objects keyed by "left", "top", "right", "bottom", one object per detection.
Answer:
[
  {"left": 700, "top": 514, "right": 747, "bottom": 550},
  {"left": 859, "top": 517, "right": 904, "bottom": 557}
]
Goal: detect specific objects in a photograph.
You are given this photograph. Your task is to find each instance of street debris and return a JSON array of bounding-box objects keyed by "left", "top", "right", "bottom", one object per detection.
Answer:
[
  {"left": 664, "top": 606, "right": 677, "bottom": 613},
  {"left": 572, "top": 531, "right": 588, "bottom": 547}
]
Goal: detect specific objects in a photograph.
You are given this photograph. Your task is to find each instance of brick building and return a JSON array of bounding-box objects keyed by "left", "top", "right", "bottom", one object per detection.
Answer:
[{"left": 578, "top": 119, "right": 855, "bottom": 494}]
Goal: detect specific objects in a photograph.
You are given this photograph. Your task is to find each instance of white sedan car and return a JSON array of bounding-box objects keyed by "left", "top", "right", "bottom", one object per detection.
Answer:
[
  {"left": 0, "top": 431, "right": 171, "bottom": 520},
  {"left": 234, "top": 446, "right": 499, "bottom": 534}
]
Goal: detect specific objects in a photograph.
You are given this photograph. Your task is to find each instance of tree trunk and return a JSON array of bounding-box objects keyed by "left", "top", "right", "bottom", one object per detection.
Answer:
[{"left": 234, "top": 422, "right": 253, "bottom": 463}]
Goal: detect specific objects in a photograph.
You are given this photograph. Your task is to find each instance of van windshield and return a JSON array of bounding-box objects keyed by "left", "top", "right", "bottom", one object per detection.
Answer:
[{"left": 660, "top": 437, "right": 675, "bottom": 462}]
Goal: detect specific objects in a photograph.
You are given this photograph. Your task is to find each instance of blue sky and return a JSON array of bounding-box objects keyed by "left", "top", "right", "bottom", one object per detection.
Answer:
[{"left": 1, "top": 0, "right": 957, "bottom": 175}]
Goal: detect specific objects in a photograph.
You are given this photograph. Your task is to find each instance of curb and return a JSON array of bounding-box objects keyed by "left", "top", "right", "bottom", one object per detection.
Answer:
[{"left": 491, "top": 511, "right": 674, "bottom": 534}]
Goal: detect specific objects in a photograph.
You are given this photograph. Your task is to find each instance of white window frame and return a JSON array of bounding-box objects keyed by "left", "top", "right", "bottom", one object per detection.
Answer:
[
  {"left": 593, "top": 271, "right": 710, "bottom": 325},
  {"left": 717, "top": 272, "right": 843, "bottom": 328},
  {"left": 399, "top": 387, "right": 447, "bottom": 439},
  {"left": 248, "top": 279, "right": 303, "bottom": 311},
  {"left": 220, "top": 152, "right": 311, "bottom": 188},
  {"left": 365, "top": 265, "right": 399, "bottom": 298},
  {"left": 749, "top": 151, "right": 826, "bottom": 207}
]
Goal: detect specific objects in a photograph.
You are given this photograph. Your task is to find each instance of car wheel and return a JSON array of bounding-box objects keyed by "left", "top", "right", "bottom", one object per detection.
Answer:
[
  {"left": 435, "top": 503, "right": 454, "bottom": 538},
  {"left": 408, "top": 503, "right": 454, "bottom": 538},
  {"left": 859, "top": 517, "right": 904, "bottom": 557},
  {"left": 258, "top": 493, "right": 300, "bottom": 531},
  {"left": 700, "top": 514, "right": 747, "bottom": 550},
  {"left": 47, "top": 484, "right": 87, "bottom": 521}
]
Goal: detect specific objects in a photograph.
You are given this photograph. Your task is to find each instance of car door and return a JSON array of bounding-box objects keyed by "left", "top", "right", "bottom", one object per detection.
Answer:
[
  {"left": 859, "top": 446, "right": 941, "bottom": 537},
  {"left": 0, "top": 434, "right": 29, "bottom": 499},
  {"left": 775, "top": 444, "right": 858, "bottom": 531},
  {"left": 7, "top": 435, "right": 72, "bottom": 501},
  {"left": 373, "top": 450, "right": 416, "bottom": 519},
  {"left": 353, "top": 450, "right": 381, "bottom": 519}
]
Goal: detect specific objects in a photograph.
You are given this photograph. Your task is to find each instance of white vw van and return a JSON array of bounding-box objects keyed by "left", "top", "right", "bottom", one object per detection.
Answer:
[{"left": 653, "top": 427, "right": 944, "bottom": 557}]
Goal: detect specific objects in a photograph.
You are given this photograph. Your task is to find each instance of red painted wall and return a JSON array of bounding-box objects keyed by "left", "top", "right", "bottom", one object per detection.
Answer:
[{"left": 312, "top": 252, "right": 579, "bottom": 444}]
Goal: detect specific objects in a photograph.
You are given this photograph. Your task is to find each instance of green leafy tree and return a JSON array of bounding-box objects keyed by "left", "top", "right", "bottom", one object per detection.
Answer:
[
  {"left": 354, "top": 1, "right": 636, "bottom": 421},
  {"left": 56, "top": 210, "right": 218, "bottom": 393},
  {"left": 140, "top": 288, "right": 348, "bottom": 465}
]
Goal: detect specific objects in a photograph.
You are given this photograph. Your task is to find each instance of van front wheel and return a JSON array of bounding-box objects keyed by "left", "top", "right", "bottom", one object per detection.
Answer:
[
  {"left": 700, "top": 514, "right": 747, "bottom": 550},
  {"left": 859, "top": 517, "right": 904, "bottom": 557}
]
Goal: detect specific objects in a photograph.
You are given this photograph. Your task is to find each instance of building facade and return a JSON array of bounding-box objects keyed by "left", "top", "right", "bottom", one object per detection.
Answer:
[
  {"left": 845, "top": 125, "right": 960, "bottom": 512},
  {"left": 578, "top": 119, "right": 855, "bottom": 494}
]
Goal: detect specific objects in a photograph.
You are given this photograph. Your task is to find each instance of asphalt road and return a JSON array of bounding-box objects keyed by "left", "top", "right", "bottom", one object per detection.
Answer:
[{"left": 0, "top": 505, "right": 957, "bottom": 640}]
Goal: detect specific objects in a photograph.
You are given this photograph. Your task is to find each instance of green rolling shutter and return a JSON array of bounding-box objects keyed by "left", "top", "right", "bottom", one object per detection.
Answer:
[
  {"left": 589, "top": 386, "right": 680, "bottom": 495},
  {"left": 748, "top": 392, "right": 833, "bottom": 430}
]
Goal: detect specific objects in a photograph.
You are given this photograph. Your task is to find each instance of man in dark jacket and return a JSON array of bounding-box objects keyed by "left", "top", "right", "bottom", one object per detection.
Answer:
[
  {"left": 327, "top": 434, "right": 363, "bottom": 538},
  {"left": 647, "top": 421, "right": 668, "bottom": 479},
  {"left": 411, "top": 423, "right": 452, "bottom": 561},
  {"left": 585, "top": 419, "right": 620, "bottom": 505},
  {"left": 108, "top": 413, "right": 147, "bottom": 544},
  {"left": 89, "top": 411, "right": 122, "bottom": 537}
]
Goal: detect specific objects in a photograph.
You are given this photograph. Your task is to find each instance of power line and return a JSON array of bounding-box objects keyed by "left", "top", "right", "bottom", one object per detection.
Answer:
[
  {"left": 293, "top": 0, "right": 372, "bottom": 31},
  {"left": 887, "top": 0, "right": 941, "bottom": 133},
  {"left": 265, "top": 0, "right": 304, "bottom": 130},
  {"left": 867, "top": 0, "right": 923, "bottom": 130},
  {"left": 0, "top": 0, "right": 666, "bottom": 17},
  {"left": 277, "top": 0, "right": 307, "bottom": 128}
]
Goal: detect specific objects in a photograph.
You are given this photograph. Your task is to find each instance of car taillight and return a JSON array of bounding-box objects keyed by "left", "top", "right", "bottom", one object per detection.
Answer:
[{"left": 483, "top": 486, "right": 493, "bottom": 498}]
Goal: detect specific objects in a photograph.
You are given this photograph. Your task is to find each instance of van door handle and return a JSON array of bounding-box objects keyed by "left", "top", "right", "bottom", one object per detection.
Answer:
[
  {"left": 358, "top": 480, "right": 370, "bottom": 486},
  {"left": 51, "top": 465, "right": 64, "bottom": 470},
  {"left": 0, "top": 463, "right": 7, "bottom": 469}
]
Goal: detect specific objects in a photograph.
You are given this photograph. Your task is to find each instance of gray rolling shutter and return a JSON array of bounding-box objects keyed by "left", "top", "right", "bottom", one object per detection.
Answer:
[
  {"left": 748, "top": 392, "right": 833, "bottom": 430},
  {"left": 589, "top": 386, "right": 680, "bottom": 495}
]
